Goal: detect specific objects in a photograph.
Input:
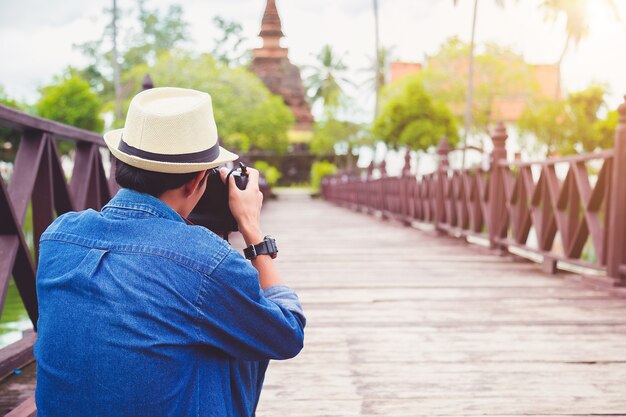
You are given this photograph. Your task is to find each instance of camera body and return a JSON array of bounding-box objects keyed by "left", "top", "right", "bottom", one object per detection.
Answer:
[{"left": 188, "top": 163, "right": 248, "bottom": 235}]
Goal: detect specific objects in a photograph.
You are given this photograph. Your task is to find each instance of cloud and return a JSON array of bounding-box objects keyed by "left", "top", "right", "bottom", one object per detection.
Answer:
[
  {"left": 0, "top": 0, "right": 105, "bottom": 28},
  {"left": 0, "top": 0, "right": 625, "bottom": 115}
]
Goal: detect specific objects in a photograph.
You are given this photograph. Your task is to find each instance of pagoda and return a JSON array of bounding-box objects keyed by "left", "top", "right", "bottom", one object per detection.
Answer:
[{"left": 250, "top": 0, "right": 314, "bottom": 134}]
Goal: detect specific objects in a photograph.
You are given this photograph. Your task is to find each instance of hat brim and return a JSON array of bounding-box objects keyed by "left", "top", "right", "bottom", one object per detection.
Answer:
[{"left": 103, "top": 129, "right": 239, "bottom": 174}]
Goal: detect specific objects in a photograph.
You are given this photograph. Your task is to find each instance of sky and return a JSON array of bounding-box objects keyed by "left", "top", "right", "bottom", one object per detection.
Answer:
[{"left": 1, "top": 0, "right": 625, "bottom": 124}]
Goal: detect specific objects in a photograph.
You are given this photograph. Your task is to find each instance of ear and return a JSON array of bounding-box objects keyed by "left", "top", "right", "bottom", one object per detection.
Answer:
[{"left": 183, "top": 171, "right": 207, "bottom": 198}]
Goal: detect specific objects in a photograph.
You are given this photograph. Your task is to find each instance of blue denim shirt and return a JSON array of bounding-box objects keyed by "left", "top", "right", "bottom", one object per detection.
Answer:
[{"left": 34, "top": 188, "right": 305, "bottom": 417}]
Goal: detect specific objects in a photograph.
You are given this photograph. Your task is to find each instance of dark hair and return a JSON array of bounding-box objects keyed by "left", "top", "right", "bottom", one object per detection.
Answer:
[{"left": 115, "top": 160, "right": 206, "bottom": 197}]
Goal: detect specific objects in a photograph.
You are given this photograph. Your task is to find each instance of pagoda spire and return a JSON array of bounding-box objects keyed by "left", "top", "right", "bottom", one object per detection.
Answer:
[
  {"left": 260, "top": 0, "right": 284, "bottom": 38},
  {"left": 254, "top": 0, "right": 288, "bottom": 57},
  {"left": 250, "top": 0, "right": 313, "bottom": 132}
]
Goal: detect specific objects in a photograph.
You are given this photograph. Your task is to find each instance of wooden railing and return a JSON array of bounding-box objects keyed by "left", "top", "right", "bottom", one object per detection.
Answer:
[
  {"left": 0, "top": 103, "right": 117, "bottom": 382},
  {"left": 323, "top": 95, "right": 626, "bottom": 283},
  {"left": 0, "top": 102, "right": 275, "bottom": 392}
]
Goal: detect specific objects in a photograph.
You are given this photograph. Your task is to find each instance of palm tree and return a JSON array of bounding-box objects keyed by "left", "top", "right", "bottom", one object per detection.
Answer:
[
  {"left": 373, "top": 0, "right": 381, "bottom": 117},
  {"left": 453, "top": 0, "right": 504, "bottom": 168},
  {"left": 305, "top": 45, "right": 352, "bottom": 115},
  {"left": 540, "top": 0, "right": 619, "bottom": 98},
  {"left": 362, "top": 46, "right": 394, "bottom": 114}
]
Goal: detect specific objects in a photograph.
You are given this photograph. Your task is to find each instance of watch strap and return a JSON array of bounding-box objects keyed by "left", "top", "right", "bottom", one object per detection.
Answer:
[{"left": 244, "top": 236, "right": 278, "bottom": 260}]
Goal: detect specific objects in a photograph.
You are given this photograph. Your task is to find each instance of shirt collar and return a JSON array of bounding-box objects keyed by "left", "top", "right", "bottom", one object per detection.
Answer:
[{"left": 103, "top": 188, "right": 186, "bottom": 223}]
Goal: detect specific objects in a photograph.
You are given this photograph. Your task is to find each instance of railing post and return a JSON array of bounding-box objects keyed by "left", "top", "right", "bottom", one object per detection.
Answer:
[
  {"left": 435, "top": 137, "right": 450, "bottom": 231},
  {"left": 400, "top": 146, "right": 412, "bottom": 225},
  {"left": 364, "top": 161, "right": 374, "bottom": 213},
  {"left": 488, "top": 122, "right": 508, "bottom": 249},
  {"left": 607, "top": 95, "right": 626, "bottom": 281},
  {"left": 379, "top": 160, "right": 388, "bottom": 218}
]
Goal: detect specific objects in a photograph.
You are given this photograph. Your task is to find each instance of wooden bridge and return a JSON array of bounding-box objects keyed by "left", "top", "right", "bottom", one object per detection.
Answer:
[
  {"left": 1, "top": 96, "right": 626, "bottom": 416},
  {"left": 250, "top": 191, "right": 626, "bottom": 416}
]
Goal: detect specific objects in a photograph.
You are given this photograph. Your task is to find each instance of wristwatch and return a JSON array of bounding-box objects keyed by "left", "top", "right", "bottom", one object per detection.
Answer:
[{"left": 244, "top": 235, "right": 278, "bottom": 260}]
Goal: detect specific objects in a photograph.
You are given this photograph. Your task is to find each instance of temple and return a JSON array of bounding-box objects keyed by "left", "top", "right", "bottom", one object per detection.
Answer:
[{"left": 250, "top": 0, "right": 314, "bottom": 134}]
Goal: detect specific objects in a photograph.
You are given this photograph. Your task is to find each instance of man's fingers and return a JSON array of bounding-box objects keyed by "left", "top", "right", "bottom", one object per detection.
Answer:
[
  {"left": 247, "top": 168, "right": 260, "bottom": 181},
  {"left": 219, "top": 167, "right": 229, "bottom": 184},
  {"left": 246, "top": 168, "right": 260, "bottom": 190},
  {"left": 228, "top": 173, "right": 237, "bottom": 188}
]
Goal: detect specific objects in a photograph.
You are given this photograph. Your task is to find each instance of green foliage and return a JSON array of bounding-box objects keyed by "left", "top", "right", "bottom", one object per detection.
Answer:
[
  {"left": 210, "top": 16, "right": 249, "bottom": 67},
  {"left": 518, "top": 83, "right": 616, "bottom": 154},
  {"left": 0, "top": 86, "right": 21, "bottom": 109},
  {"left": 36, "top": 71, "right": 104, "bottom": 132},
  {"left": 373, "top": 76, "right": 459, "bottom": 151},
  {"left": 0, "top": 86, "right": 23, "bottom": 162},
  {"left": 254, "top": 161, "right": 282, "bottom": 186},
  {"left": 305, "top": 45, "right": 352, "bottom": 114},
  {"left": 124, "top": 52, "right": 294, "bottom": 153},
  {"left": 310, "top": 118, "right": 366, "bottom": 156},
  {"left": 595, "top": 110, "right": 619, "bottom": 149},
  {"left": 127, "top": 2, "right": 189, "bottom": 68},
  {"left": 419, "top": 37, "right": 535, "bottom": 135},
  {"left": 361, "top": 46, "right": 394, "bottom": 114},
  {"left": 310, "top": 161, "right": 337, "bottom": 190},
  {"left": 74, "top": 1, "right": 189, "bottom": 99}
]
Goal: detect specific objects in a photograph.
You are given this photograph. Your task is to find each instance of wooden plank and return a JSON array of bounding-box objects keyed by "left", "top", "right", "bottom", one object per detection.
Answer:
[
  {"left": 0, "top": 103, "right": 103, "bottom": 145},
  {"left": 0, "top": 331, "right": 36, "bottom": 381},
  {"left": 245, "top": 191, "right": 626, "bottom": 416},
  {"left": 5, "top": 396, "right": 36, "bottom": 417}
]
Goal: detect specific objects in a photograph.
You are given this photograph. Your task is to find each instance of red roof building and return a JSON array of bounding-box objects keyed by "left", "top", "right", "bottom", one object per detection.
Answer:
[{"left": 389, "top": 60, "right": 561, "bottom": 122}]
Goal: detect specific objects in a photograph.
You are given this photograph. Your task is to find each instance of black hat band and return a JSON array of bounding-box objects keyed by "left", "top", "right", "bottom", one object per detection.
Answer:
[{"left": 118, "top": 136, "right": 221, "bottom": 164}]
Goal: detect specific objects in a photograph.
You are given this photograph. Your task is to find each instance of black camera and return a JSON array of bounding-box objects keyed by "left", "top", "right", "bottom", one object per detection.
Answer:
[{"left": 188, "top": 162, "right": 249, "bottom": 238}]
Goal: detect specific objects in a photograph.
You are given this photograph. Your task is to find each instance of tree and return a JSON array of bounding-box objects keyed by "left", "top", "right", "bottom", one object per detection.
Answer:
[
  {"left": 36, "top": 71, "right": 104, "bottom": 132},
  {"left": 74, "top": 1, "right": 189, "bottom": 100},
  {"left": 124, "top": 52, "right": 294, "bottom": 153},
  {"left": 362, "top": 46, "right": 394, "bottom": 117},
  {"left": 210, "top": 16, "right": 249, "bottom": 67},
  {"left": 0, "top": 86, "right": 23, "bottom": 162},
  {"left": 518, "top": 84, "right": 617, "bottom": 155},
  {"left": 453, "top": 0, "right": 506, "bottom": 166},
  {"left": 540, "top": 0, "right": 619, "bottom": 98},
  {"left": 310, "top": 117, "right": 363, "bottom": 153},
  {"left": 373, "top": 76, "right": 459, "bottom": 151},
  {"left": 124, "top": 1, "right": 189, "bottom": 69},
  {"left": 373, "top": 0, "right": 381, "bottom": 117},
  {"left": 0, "top": 86, "right": 21, "bottom": 110},
  {"left": 420, "top": 38, "right": 534, "bottom": 139},
  {"left": 305, "top": 45, "right": 352, "bottom": 114}
]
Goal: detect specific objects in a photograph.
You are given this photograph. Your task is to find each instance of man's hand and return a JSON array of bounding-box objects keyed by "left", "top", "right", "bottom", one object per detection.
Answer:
[
  {"left": 219, "top": 167, "right": 264, "bottom": 245},
  {"left": 220, "top": 166, "right": 282, "bottom": 289}
]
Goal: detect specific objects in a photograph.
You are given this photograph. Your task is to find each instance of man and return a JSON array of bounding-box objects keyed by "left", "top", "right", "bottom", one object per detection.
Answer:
[{"left": 34, "top": 87, "right": 305, "bottom": 416}]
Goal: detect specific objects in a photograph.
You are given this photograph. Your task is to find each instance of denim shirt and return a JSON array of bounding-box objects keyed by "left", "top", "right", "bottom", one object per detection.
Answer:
[{"left": 34, "top": 188, "right": 306, "bottom": 417}]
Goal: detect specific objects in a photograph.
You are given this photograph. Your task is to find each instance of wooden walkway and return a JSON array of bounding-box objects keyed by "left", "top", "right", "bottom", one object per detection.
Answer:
[
  {"left": 243, "top": 191, "right": 626, "bottom": 417},
  {"left": 4, "top": 191, "right": 626, "bottom": 416}
]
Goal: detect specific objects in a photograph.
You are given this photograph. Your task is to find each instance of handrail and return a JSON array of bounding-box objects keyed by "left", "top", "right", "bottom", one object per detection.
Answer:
[
  {"left": 501, "top": 149, "right": 614, "bottom": 167},
  {"left": 0, "top": 104, "right": 104, "bottom": 145},
  {"left": 323, "top": 95, "right": 626, "bottom": 284}
]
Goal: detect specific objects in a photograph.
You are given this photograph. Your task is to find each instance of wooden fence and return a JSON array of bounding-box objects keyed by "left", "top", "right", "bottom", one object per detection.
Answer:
[
  {"left": 0, "top": 102, "right": 274, "bottom": 396},
  {"left": 0, "top": 103, "right": 117, "bottom": 384},
  {"left": 322, "top": 95, "right": 626, "bottom": 283}
]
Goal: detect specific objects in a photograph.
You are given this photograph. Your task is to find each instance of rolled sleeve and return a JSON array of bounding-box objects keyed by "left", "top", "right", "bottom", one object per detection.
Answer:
[
  {"left": 263, "top": 285, "right": 306, "bottom": 328},
  {"left": 194, "top": 250, "right": 305, "bottom": 361}
]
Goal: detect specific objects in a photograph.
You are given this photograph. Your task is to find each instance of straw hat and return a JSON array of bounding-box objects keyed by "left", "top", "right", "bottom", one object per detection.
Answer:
[{"left": 104, "top": 87, "right": 238, "bottom": 174}]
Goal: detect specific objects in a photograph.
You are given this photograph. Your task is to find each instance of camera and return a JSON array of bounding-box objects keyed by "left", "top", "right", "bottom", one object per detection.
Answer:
[{"left": 188, "top": 162, "right": 249, "bottom": 238}]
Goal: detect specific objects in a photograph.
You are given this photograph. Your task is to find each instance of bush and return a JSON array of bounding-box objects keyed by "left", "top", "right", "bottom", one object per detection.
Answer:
[
  {"left": 253, "top": 161, "right": 282, "bottom": 186},
  {"left": 310, "top": 161, "right": 337, "bottom": 190}
]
